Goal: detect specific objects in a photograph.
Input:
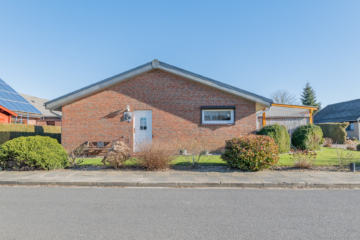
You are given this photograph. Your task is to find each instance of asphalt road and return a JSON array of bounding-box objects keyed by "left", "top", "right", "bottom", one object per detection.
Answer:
[{"left": 0, "top": 187, "right": 360, "bottom": 240}]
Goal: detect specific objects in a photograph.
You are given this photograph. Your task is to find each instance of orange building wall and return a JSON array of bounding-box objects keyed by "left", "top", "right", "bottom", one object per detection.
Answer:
[{"left": 0, "top": 112, "right": 11, "bottom": 123}]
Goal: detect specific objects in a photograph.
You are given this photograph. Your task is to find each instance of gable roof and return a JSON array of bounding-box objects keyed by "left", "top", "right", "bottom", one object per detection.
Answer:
[
  {"left": 45, "top": 59, "right": 273, "bottom": 111},
  {"left": 20, "top": 93, "right": 62, "bottom": 117},
  {"left": 314, "top": 99, "right": 360, "bottom": 123},
  {"left": 0, "top": 104, "right": 17, "bottom": 117},
  {"left": 0, "top": 78, "right": 42, "bottom": 115}
]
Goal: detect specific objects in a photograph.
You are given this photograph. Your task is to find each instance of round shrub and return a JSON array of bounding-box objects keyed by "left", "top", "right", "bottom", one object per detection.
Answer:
[
  {"left": 357, "top": 144, "right": 360, "bottom": 151},
  {"left": 291, "top": 124, "right": 323, "bottom": 150},
  {"left": 257, "top": 124, "right": 290, "bottom": 153},
  {"left": 0, "top": 136, "right": 68, "bottom": 170},
  {"left": 221, "top": 135, "right": 279, "bottom": 171}
]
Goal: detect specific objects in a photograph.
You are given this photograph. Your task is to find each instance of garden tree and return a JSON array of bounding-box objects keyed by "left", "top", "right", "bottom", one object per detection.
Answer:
[
  {"left": 270, "top": 89, "right": 299, "bottom": 105},
  {"left": 300, "top": 82, "right": 321, "bottom": 109}
]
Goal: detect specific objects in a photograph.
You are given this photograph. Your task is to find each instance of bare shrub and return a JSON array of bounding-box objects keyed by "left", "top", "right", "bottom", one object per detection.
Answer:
[
  {"left": 335, "top": 147, "right": 357, "bottom": 168},
  {"left": 67, "top": 145, "right": 86, "bottom": 167},
  {"left": 347, "top": 145, "right": 356, "bottom": 151},
  {"left": 345, "top": 139, "right": 355, "bottom": 145},
  {"left": 323, "top": 138, "right": 333, "bottom": 147},
  {"left": 178, "top": 138, "right": 215, "bottom": 167},
  {"left": 102, "top": 141, "right": 130, "bottom": 168},
  {"left": 134, "top": 141, "right": 177, "bottom": 171},
  {"left": 289, "top": 150, "right": 317, "bottom": 168},
  {"left": 344, "top": 139, "right": 357, "bottom": 151}
]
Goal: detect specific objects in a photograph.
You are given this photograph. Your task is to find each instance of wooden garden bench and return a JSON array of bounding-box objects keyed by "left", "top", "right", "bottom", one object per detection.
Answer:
[{"left": 84, "top": 138, "right": 130, "bottom": 157}]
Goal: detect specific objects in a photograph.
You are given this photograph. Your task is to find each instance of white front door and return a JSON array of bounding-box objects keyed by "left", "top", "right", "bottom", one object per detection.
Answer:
[{"left": 134, "top": 110, "right": 152, "bottom": 150}]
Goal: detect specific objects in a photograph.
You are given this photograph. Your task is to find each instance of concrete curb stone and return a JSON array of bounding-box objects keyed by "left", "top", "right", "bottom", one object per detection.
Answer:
[
  {"left": 286, "top": 182, "right": 307, "bottom": 188},
  {"left": 137, "top": 182, "right": 179, "bottom": 187},
  {"left": 18, "top": 181, "right": 57, "bottom": 186},
  {"left": 0, "top": 181, "right": 18, "bottom": 185},
  {"left": 1, "top": 180, "right": 360, "bottom": 188}
]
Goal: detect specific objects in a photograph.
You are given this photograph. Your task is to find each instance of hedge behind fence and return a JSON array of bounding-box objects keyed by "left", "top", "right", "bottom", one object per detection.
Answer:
[
  {"left": 0, "top": 123, "right": 61, "bottom": 144},
  {"left": 315, "top": 122, "right": 348, "bottom": 144}
]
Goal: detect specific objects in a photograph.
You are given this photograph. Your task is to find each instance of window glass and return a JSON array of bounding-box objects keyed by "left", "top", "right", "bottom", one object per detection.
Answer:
[
  {"left": 140, "top": 117, "right": 147, "bottom": 130},
  {"left": 346, "top": 123, "right": 354, "bottom": 131},
  {"left": 204, "top": 110, "right": 231, "bottom": 121},
  {"left": 202, "top": 109, "right": 234, "bottom": 124}
]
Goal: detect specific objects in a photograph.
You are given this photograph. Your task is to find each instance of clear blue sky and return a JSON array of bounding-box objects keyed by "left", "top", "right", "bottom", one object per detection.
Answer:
[{"left": 1, "top": 0, "right": 359, "bottom": 108}]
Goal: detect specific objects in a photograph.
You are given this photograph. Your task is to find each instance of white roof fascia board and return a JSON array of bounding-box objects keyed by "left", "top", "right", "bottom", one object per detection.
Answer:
[{"left": 46, "top": 59, "right": 272, "bottom": 111}]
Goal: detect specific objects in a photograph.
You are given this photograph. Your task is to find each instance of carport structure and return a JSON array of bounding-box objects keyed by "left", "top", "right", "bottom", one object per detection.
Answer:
[{"left": 257, "top": 103, "right": 318, "bottom": 135}]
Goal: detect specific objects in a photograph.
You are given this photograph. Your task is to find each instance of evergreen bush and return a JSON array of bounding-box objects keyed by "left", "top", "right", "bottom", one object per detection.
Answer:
[
  {"left": 257, "top": 124, "right": 290, "bottom": 153},
  {"left": 221, "top": 135, "right": 279, "bottom": 171},
  {"left": 0, "top": 136, "right": 67, "bottom": 170},
  {"left": 292, "top": 124, "right": 323, "bottom": 150},
  {"left": 315, "top": 123, "right": 348, "bottom": 144}
]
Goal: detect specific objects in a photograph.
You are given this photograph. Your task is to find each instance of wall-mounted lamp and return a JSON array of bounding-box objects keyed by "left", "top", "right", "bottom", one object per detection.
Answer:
[
  {"left": 126, "top": 105, "right": 130, "bottom": 112},
  {"left": 124, "top": 112, "right": 133, "bottom": 122}
]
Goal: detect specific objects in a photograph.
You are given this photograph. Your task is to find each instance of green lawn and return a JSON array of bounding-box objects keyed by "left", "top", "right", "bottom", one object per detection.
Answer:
[
  {"left": 79, "top": 147, "right": 360, "bottom": 167},
  {"left": 78, "top": 158, "right": 137, "bottom": 166},
  {"left": 278, "top": 147, "right": 360, "bottom": 166}
]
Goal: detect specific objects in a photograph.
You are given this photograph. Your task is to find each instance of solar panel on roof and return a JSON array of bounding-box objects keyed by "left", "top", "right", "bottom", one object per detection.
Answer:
[{"left": 0, "top": 79, "right": 42, "bottom": 114}]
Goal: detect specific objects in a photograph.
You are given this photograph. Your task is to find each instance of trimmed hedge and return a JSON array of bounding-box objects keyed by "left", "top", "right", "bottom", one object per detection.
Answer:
[
  {"left": 257, "top": 124, "right": 290, "bottom": 153},
  {"left": 0, "top": 136, "right": 68, "bottom": 170},
  {"left": 292, "top": 124, "right": 323, "bottom": 150},
  {"left": 315, "top": 123, "right": 348, "bottom": 144},
  {"left": 221, "top": 135, "right": 279, "bottom": 171},
  {"left": 0, "top": 123, "right": 61, "bottom": 144}
]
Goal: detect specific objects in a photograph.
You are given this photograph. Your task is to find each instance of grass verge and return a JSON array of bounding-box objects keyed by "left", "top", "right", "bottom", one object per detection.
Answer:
[{"left": 79, "top": 147, "right": 360, "bottom": 167}]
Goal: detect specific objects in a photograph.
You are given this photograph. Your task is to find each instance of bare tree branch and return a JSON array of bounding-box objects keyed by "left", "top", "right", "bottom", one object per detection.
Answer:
[{"left": 270, "top": 90, "right": 299, "bottom": 105}]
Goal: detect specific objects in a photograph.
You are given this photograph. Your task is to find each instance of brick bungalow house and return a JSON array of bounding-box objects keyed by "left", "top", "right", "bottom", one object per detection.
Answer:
[
  {"left": 20, "top": 93, "right": 62, "bottom": 126},
  {"left": 45, "top": 60, "right": 273, "bottom": 152}
]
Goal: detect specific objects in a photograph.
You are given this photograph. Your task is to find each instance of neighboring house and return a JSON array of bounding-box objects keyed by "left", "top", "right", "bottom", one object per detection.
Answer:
[
  {"left": 20, "top": 94, "right": 61, "bottom": 126},
  {"left": 0, "top": 105, "right": 17, "bottom": 123},
  {"left": 45, "top": 59, "right": 273, "bottom": 152},
  {"left": 314, "top": 99, "right": 360, "bottom": 139},
  {"left": 257, "top": 103, "right": 318, "bottom": 135},
  {"left": 0, "top": 78, "right": 43, "bottom": 124}
]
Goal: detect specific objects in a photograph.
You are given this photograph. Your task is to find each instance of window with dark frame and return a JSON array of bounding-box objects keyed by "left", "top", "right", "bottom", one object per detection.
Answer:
[
  {"left": 47, "top": 121, "right": 55, "bottom": 126},
  {"left": 201, "top": 106, "right": 235, "bottom": 125},
  {"left": 346, "top": 122, "right": 354, "bottom": 131}
]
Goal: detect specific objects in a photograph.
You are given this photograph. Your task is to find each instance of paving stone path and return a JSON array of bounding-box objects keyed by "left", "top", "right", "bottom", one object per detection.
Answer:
[{"left": 1, "top": 170, "right": 360, "bottom": 188}]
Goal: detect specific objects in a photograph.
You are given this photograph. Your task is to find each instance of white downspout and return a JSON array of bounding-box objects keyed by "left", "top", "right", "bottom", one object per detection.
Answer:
[
  {"left": 36, "top": 117, "right": 43, "bottom": 125},
  {"left": 357, "top": 117, "right": 360, "bottom": 140},
  {"left": 50, "top": 110, "right": 62, "bottom": 119}
]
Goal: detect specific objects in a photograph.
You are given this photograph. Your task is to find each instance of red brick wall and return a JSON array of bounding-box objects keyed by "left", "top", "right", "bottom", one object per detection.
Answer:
[
  {"left": 37, "top": 118, "right": 62, "bottom": 126},
  {"left": 62, "top": 70, "right": 257, "bottom": 152}
]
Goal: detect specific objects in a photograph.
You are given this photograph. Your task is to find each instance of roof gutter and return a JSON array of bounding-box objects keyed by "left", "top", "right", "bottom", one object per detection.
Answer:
[{"left": 256, "top": 106, "right": 272, "bottom": 115}]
